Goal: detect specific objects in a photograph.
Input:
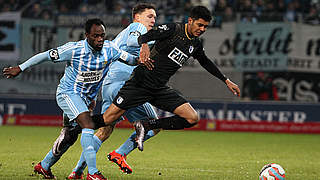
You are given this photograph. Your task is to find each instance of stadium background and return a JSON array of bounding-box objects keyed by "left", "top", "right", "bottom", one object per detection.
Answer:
[
  {"left": 0, "top": 0, "right": 319, "bottom": 133},
  {"left": 0, "top": 0, "right": 320, "bottom": 179}
]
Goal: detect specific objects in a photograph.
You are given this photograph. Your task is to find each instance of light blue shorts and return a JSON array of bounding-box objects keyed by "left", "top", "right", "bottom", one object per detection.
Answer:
[
  {"left": 102, "top": 81, "right": 158, "bottom": 123},
  {"left": 56, "top": 92, "right": 89, "bottom": 121}
]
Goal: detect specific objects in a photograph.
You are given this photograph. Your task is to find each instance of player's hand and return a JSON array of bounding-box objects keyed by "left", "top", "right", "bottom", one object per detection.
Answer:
[
  {"left": 2, "top": 66, "right": 22, "bottom": 79},
  {"left": 225, "top": 79, "right": 240, "bottom": 97},
  {"left": 139, "top": 43, "right": 154, "bottom": 70},
  {"left": 139, "top": 57, "right": 155, "bottom": 70}
]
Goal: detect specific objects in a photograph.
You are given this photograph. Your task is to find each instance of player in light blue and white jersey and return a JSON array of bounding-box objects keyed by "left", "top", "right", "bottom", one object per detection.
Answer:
[
  {"left": 3, "top": 18, "right": 140, "bottom": 180},
  {"left": 68, "top": 3, "right": 160, "bottom": 177}
]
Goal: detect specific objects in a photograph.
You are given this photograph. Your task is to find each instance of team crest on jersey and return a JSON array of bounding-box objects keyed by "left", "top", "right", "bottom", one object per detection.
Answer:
[
  {"left": 189, "top": 46, "right": 194, "bottom": 53},
  {"left": 116, "top": 96, "right": 124, "bottom": 104},
  {"left": 129, "top": 31, "right": 141, "bottom": 36},
  {"left": 49, "top": 49, "right": 59, "bottom": 61},
  {"left": 168, "top": 47, "right": 188, "bottom": 66}
]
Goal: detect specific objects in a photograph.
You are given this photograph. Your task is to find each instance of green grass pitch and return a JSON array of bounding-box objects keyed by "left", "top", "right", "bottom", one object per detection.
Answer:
[{"left": 0, "top": 125, "right": 319, "bottom": 180}]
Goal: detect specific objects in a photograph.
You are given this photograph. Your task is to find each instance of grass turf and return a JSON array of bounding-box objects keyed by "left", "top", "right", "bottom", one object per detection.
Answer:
[{"left": 0, "top": 125, "right": 319, "bottom": 180}]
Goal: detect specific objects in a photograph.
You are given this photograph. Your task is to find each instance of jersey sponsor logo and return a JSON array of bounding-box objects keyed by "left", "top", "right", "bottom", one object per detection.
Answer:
[
  {"left": 168, "top": 47, "right": 188, "bottom": 66},
  {"left": 76, "top": 69, "right": 103, "bottom": 83},
  {"left": 116, "top": 96, "right": 124, "bottom": 104},
  {"left": 129, "top": 31, "right": 141, "bottom": 36},
  {"left": 189, "top": 46, "right": 194, "bottom": 53},
  {"left": 49, "top": 49, "right": 59, "bottom": 61}
]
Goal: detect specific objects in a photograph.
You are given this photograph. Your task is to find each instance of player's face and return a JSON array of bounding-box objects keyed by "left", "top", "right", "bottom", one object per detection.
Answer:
[
  {"left": 188, "top": 18, "right": 209, "bottom": 37},
  {"left": 86, "top": 24, "right": 106, "bottom": 51},
  {"left": 135, "top": 8, "right": 156, "bottom": 30}
]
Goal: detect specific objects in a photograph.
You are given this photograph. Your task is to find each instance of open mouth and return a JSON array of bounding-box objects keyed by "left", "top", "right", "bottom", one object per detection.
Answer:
[{"left": 196, "top": 31, "right": 203, "bottom": 36}]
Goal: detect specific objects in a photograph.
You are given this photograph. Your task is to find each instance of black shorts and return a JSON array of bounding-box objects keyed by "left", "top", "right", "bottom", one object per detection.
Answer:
[{"left": 113, "top": 80, "right": 187, "bottom": 113}]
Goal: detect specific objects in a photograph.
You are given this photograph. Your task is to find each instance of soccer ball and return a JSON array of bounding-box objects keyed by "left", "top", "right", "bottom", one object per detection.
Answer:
[{"left": 259, "top": 163, "right": 285, "bottom": 180}]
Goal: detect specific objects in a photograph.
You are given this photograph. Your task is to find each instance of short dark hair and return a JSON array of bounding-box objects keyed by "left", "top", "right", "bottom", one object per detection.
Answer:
[
  {"left": 189, "top": 6, "right": 212, "bottom": 22},
  {"left": 132, "top": 3, "right": 156, "bottom": 19},
  {"left": 85, "top": 18, "right": 105, "bottom": 33}
]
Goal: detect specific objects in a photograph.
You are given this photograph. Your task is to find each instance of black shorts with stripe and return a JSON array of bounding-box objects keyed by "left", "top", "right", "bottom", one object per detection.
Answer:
[{"left": 113, "top": 80, "right": 187, "bottom": 113}]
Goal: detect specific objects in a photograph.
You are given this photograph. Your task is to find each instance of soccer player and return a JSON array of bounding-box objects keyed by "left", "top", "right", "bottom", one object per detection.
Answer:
[
  {"left": 2, "top": 18, "right": 140, "bottom": 180},
  {"left": 67, "top": 3, "right": 159, "bottom": 179},
  {"left": 99, "top": 6, "right": 241, "bottom": 151}
]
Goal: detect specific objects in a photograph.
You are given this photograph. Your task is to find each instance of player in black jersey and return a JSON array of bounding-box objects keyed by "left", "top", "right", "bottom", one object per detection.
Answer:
[{"left": 100, "top": 6, "right": 240, "bottom": 151}]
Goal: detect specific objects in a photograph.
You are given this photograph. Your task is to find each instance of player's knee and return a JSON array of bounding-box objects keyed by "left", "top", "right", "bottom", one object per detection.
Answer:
[
  {"left": 76, "top": 112, "right": 95, "bottom": 129},
  {"left": 186, "top": 112, "right": 199, "bottom": 124},
  {"left": 52, "top": 126, "right": 80, "bottom": 156}
]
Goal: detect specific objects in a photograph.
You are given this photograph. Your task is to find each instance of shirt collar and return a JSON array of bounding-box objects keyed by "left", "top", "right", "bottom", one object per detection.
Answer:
[
  {"left": 85, "top": 39, "right": 103, "bottom": 55},
  {"left": 184, "top": 24, "right": 193, "bottom": 40}
]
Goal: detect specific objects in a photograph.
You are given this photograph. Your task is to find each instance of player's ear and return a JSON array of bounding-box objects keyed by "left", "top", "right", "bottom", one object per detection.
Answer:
[
  {"left": 187, "top": 17, "right": 193, "bottom": 25},
  {"left": 85, "top": 32, "right": 89, "bottom": 38},
  {"left": 135, "top": 13, "right": 140, "bottom": 21}
]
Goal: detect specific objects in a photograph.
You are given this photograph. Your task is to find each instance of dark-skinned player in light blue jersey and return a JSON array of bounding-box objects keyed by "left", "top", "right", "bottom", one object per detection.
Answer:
[
  {"left": 67, "top": 3, "right": 159, "bottom": 179},
  {"left": 2, "top": 18, "right": 153, "bottom": 180}
]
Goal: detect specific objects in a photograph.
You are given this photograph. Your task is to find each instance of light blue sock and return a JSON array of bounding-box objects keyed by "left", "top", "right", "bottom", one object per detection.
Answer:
[
  {"left": 72, "top": 153, "right": 86, "bottom": 174},
  {"left": 93, "top": 135, "right": 102, "bottom": 151},
  {"left": 116, "top": 130, "right": 155, "bottom": 156},
  {"left": 73, "top": 135, "right": 102, "bottom": 174},
  {"left": 80, "top": 128, "right": 98, "bottom": 175},
  {"left": 41, "top": 150, "right": 60, "bottom": 171}
]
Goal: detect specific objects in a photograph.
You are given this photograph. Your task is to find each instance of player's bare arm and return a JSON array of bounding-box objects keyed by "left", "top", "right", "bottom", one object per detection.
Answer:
[{"left": 2, "top": 66, "right": 22, "bottom": 78}]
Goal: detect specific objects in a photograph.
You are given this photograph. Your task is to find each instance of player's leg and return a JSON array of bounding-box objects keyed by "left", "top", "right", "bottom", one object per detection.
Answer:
[
  {"left": 136, "top": 104, "right": 199, "bottom": 131},
  {"left": 135, "top": 88, "right": 198, "bottom": 150},
  {"left": 69, "top": 83, "right": 120, "bottom": 178},
  {"left": 68, "top": 125, "right": 114, "bottom": 179},
  {"left": 115, "top": 102, "right": 159, "bottom": 155},
  {"left": 57, "top": 93, "right": 105, "bottom": 179},
  {"left": 103, "top": 79, "right": 153, "bottom": 126},
  {"left": 107, "top": 102, "right": 160, "bottom": 173},
  {"left": 34, "top": 115, "right": 81, "bottom": 179}
]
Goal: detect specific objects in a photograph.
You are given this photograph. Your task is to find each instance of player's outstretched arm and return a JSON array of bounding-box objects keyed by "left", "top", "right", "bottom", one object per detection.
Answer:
[
  {"left": 2, "top": 66, "right": 22, "bottom": 78},
  {"left": 225, "top": 79, "right": 241, "bottom": 97},
  {"left": 194, "top": 47, "right": 241, "bottom": 97},
  {"left": 3, "top": 51, "right": 50, "bottom": 79}
]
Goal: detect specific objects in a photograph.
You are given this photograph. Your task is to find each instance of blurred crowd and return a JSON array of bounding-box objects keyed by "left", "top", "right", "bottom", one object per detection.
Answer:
[{"left": 0, "top": 0, "right": 319, "bottom": 25}]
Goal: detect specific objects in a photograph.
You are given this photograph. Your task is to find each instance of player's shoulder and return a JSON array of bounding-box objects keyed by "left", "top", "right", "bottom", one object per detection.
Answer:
[
  {"left": 175, "top": 22, "right": 184, "bottom": 28},
  {"left": 128, "top": 22, "right": 147, "bottom": 34},
  {"left": 103, "top": 40, "right": 119, "bottom": 49},
  {"left": 57, "top": 40, "right": 82, "bottom": 52},
  {"left": 194, "top": 37, "right": 202, "bottom": 46},
  {"left": 153, "top": 22, "right": 176, "bottom": 31},
  {"left": 129, "top": 22, "right": 145, "bottom": 29}
]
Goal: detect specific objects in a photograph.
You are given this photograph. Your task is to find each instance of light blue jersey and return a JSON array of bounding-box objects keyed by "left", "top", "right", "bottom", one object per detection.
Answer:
[
  {"left": 71, "top": 22, "right": 159, "bottom": 175},
  {"left": 55, "top": 40, "right": 135, "bottom": 102},
  {"left": 104, "top": 22, "right": 149, "bottom": 84},
  {"left": 19, "top": 39, "right": 137, "bottom": 120},
  {"left": 101, "top": 22, "right": 157, "bottom": 121}
]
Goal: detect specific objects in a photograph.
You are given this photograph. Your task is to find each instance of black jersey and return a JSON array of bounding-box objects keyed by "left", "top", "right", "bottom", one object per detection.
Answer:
[{"left": 134, "top": 23, "right": 227, "bottom": 89}]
